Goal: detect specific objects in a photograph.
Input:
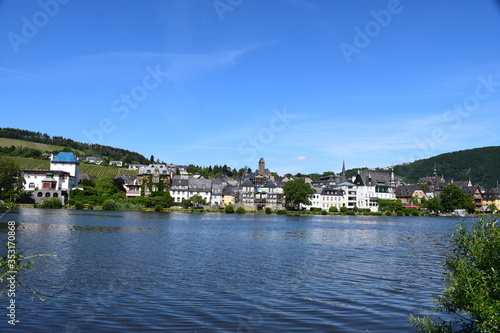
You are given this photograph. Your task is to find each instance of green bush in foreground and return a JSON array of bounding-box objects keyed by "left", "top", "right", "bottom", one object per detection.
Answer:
[
  {"left": 265, "top": 207, "right": 272, "bottom": 214},
  {"left": 41, "top": 198, "right": 63, "bottom": 209},
  {"left": 235, "top": 206, "right": 246, "bottom": 214},
  {"left": 410, "top": 218, "right": 500, "bottom": 332},
  {"left": 102, "top": 199, "right": 119, "bottom": 211},
  {"left": 74, "top": 201, "right": 84, "bottom": 210},
  {"left": 225, "top": 205, "right": 234, "bottom": 214}
]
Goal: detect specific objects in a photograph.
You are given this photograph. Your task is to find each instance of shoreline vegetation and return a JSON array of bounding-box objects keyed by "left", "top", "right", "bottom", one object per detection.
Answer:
[{"left": 4, "top": 203, "right": 500, "bottom": 218}]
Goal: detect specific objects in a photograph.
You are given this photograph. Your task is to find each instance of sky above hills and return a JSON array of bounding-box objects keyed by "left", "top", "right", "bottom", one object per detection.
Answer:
[{"left": 1, "top": 0, "right": 499, "bottom": 175}]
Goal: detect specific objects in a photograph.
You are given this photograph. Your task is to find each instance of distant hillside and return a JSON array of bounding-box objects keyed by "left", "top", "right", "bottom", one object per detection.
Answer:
[
  {"left": 4, "top": 156, "right": 138, "bottom": 178},
  {"left": 0, "top": 137, "right": 84, "bottom": 154},
  {"left": 392, "top": 146, "right": 500, "bottom": 189},
  {"left": 0, "top": 127, "right": 148, "bottom": 164}
]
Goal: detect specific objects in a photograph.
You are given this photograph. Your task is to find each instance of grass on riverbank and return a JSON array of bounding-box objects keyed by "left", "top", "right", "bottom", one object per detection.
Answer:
[{"left": 8, "top": 203, "right": 500, "bottom": 218}]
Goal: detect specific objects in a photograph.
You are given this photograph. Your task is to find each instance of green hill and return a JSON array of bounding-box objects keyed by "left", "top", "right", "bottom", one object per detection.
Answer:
[
  {"left": 0, "top": 137, "right": 84, "bottom": 154},
  {"left": 4, "top": 156, "right": 138, "bottom": 178},
  {"left": 0, "top": 127, "right": 148, "bottom": 164},
  {"left": 392, "top": 146, "right": 500, "bottom": 189}
]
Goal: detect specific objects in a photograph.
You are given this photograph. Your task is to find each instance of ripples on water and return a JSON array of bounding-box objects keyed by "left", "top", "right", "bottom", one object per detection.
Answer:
[{"left": 0, "top": 209, "right": 469, "bottom": 332}]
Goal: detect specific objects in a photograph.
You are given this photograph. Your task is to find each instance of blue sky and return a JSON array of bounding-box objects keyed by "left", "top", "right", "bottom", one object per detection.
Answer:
[{"left": 1, "top": 0, "right": 499, "bottom": 175}]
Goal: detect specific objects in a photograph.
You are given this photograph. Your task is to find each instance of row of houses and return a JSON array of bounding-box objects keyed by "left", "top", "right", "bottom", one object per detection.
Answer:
[{"left": 19, "top": 153, "right": 500, "bottom": 211}]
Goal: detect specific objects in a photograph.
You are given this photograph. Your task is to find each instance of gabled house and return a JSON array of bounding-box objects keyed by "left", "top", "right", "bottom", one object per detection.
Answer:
[
  {"left": 482, "top": 187, "right": 500, "bottom": 212},
  {"left": 170, "top": 175, "right": 189, "bottom": 203},
  {"left": 395, "top": 185, "right": 427, "bottom": 205},
  {"left": 136, "top": 165, "right": 171, "bottom": 196},
  {"left": 239, "top": 173, "right": 284, "bottom": 210},
  {"left": 22, "top": 152, "right": 80, "bottom": 204}
]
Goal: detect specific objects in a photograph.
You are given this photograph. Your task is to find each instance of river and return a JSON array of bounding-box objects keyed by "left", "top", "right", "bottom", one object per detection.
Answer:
[{"left": 0, "top": 208, "right": 470, "bottom": 332}]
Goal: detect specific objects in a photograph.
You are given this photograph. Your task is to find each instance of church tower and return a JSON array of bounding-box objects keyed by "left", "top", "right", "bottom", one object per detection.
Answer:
[{"left": 258, "top": 157, "right": 265, "bottom": 175}]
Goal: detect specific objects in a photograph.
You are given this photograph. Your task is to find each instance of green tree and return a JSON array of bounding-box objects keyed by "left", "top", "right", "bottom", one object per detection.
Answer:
[
  {"left": 488, "top": 203, "right": 498, "bottom": 213},
  {"left": 189, "top": 194, "right": 206, "bottom": 208},
  {"left": 440, "top": 184, "right": 475, "bottom": 213},
  {"left": 94, "top": 175, "right": 123, "bottom": 196},
  {"left": 41, "top": 198, "right": 63, "bottom": 209},
  {"left": 410, "top": 218, "right": 500, "bottom": 332},
  {"left": 102, "top": 199, "right": 119, "bottom": 210},
  {"left": 282, "top": 179, "right": 316, "bottom": 210},
  {"left": 0, "top": 157, "right": 24, "bottom": 203},
  {"left": 378, "top": 199, "right": 403, "bottom": 212},
  {"left": 225, "top": 205, "right": 235, "bottom": 213},
  {"left": 424, "top": 197, "right": 442, "bottom": 214}
]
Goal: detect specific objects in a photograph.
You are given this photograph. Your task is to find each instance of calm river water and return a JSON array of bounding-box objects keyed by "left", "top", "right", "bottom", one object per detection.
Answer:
[{"left": 0, "top": 208, "right": 471, "bottom": 332}]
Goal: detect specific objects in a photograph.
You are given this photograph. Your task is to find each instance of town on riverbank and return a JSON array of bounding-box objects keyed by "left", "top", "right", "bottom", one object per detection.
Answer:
[{"left": 8, "top": 151, "right": 500, "bottom": 216}]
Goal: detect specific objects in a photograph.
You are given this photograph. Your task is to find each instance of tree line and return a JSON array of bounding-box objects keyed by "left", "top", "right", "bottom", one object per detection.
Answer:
[{"left": 0, "top": 127, "right": 148, "bottom": 164}]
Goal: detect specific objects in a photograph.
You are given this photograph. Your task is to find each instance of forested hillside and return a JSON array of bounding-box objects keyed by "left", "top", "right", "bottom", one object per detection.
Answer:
[
  {"left": 0, "top": 127, "right": 148, "bottom": 164},
  {"left": 392, "top": 146, "right": 500, "bottom": 189}
]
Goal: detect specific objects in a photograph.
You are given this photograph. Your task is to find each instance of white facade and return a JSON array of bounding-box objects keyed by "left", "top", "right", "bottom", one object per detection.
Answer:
[{"left": 23, "top": 170, "right": 73, "bottom": 191}]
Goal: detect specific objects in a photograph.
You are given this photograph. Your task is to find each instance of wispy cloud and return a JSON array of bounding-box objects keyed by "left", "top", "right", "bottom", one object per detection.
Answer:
[
  {"left": 0, "top": 67, "right": 36, "bottom": 77},
  {"left": 293, "top": 156, "right": 314, "bottom": 162}
]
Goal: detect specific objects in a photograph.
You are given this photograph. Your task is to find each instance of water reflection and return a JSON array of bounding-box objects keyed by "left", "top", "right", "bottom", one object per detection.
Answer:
[{"left": 0, "top": 210, "right": 469, "bottom": 332}]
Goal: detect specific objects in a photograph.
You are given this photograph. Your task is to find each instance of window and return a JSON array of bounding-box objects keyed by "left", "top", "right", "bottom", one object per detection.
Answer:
[
  {"left": 37, "top": 192, "right": 43, "bottom": 197},
  {"left": 45, "top": 192, "right": 51, "bottom": 197},
  {"left": 29, "top": 182, "right": 35, "bottom": 188},
  {"left": 53, "top": 193, "right": 58, "bottom": 198}
]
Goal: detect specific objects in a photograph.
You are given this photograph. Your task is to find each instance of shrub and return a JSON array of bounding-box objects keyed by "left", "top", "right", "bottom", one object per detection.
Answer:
[
  {"left": 154, "top": 204, "right": 163, "bottom": 212},
  {"left": 329, "top": 206, "right": 338, "bottom": 213},
  {"left": 353, "top": 206, "right": 359, "bottom": 212},
  {"left": 321, "top": 210, "right": 327, "bottom": 215},
  {"left": 410, "top": 218, "right": 500, "bottom": 332},
  {"left": 41, "top": 198, "right": 63, "bottom": 209},
  {"left": 310, "top": 207, "right": 322, "bottom": 212},
  {"left": 235, "top": 206, "right": 246, "bottom": 214},
  {"left": 225, "top": 205, "right": 235, "bottom": 213},
  {"left": 276, "top": 210, "right": 287, "bottom": 215},
  {"left": 102, "top": 199, "right": 119, "bottom": 211},
  {"left": 346, "top": 211, "right": 355, "bottom": 215},
  {"left": 412, "top": 211, "right": 420, "bottom": 216},
  {"left": 265, "top": 207, "right": 272, "bottom": 214},
  {"left": 340, "top": 206, "right": 348, "bottom": 213},
  {"left": 384, "top": 211, "right": 392, "bottom": 216},
  {"left": 74, "top": 201, "right": 84, "bottom": 210}
]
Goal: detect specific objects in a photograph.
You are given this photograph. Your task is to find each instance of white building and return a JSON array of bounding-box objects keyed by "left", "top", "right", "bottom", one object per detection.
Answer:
[{"left": 22, "top": 152, "right": 80, "bottom": 204}]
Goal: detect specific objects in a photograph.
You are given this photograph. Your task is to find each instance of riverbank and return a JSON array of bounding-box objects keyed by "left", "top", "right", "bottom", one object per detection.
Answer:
[{"left": 4, "top": 203, "right": 499, "bottom": 218}]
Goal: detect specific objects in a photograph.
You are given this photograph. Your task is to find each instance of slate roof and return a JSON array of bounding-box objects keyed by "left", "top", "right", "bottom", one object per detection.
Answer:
[
  {"left": 395, "top": 185, "right": 423, "bottom": 198},
  {"left": 223, "top": 185, "right": 237, "bottom": 196},
  {"left": 52, "top": 152, "right": 79, "bottom": 163},
  {"left": 355, "top": 171, "right": 395, "bottom": 186},
  {"left": 483, "top": 187, "right": 500, "bottom": 199},
  {"left": 320, "top": 187, "right": 344, "bottom": 196},
  {"left": 188, "top": 178, "right": 212, "bottom": 192}
]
